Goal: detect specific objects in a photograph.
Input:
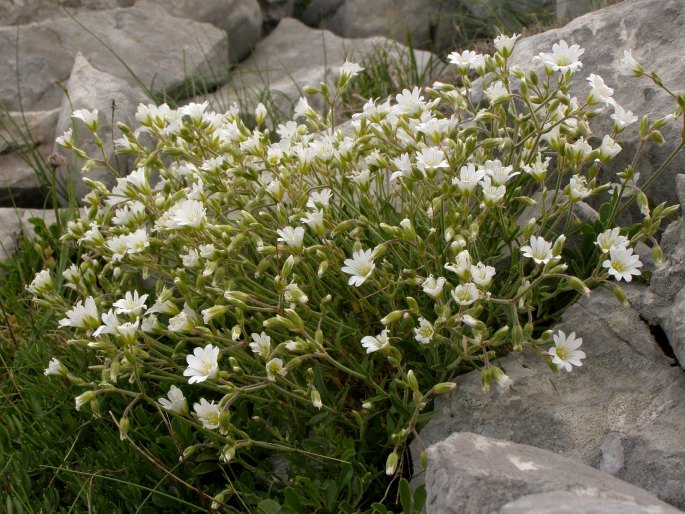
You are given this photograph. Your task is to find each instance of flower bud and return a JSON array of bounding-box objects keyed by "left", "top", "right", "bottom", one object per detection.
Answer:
[
  {"left": 566, "top": 276, "right": 591, "bottom": 295},
  {"left": 254, "top": 103, "right": 267, "bottom": 126},
  {"left": 613, "top": 285, "right": 630, "bottom": 307},
  {"left": 385, "top": 452, "right": 399, "bottom": 476},
  {"left": 118, "top": 416, "right": 129, "bottom": 441},
  {"left": 381, "top": 310, "right": 404, "bottom": 326},
  {"left": 432, "top": 382, "right": 457, "bottom": 395}
]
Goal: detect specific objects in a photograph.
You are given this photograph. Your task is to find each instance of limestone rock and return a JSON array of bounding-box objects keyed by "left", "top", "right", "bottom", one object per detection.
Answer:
[
  {"left": 499, "top": 490, "right": 679, "bottom": 514},
  {"left": 138, "top": 0, "right": 262, "bottom": 63},
  {"left": 0, "top": 208, "right": 58, "bottom": 261},
  {"left": 556, "top": 0, "right": 625, "bottom": 21},
  {"left": 209, "top": 17, "right": 439, "bottom": 118},
  {"left": 635, "top": 174, "right": 685, "bottom": 368},
  {"left": 0, "top": 4, "right": 228, "bottom": 111},
  {"left": 259, "top": 0, "right": 295, "bottom": 31},
  {"left": 53, "top": 53, "right": 147, "bottom": 204},
  {"left": 0, "top": 109, "right": 60, "bottom": 207},
  {"left": 425, "top": 432, "right": 681, "bottom": 514},
  {"left": 305, "top": 0, "right": 450, "bottom": 51},
  {"left": 412, "top": 287, "right": 685, "bottom": 508},
  {"left": 508, "top": 0, "right": 685, "bottom": 215},
  {"left": 0, "top": 0, "right": 131, "bottom": 26}
]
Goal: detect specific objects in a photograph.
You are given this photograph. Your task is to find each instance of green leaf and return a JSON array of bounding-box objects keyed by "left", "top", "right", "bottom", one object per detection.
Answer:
[
  {"left": 413, "top": 484, "right": 427, "bottom": 513},
  {"left": 284, "top": 487, "right": 303, "bottom": 512},
  {"left": 399, "top": 478, "right": 412, "bottom": 513},
  {"left": 258, "top": 499, "right": 282, "bottom": 514},
  {"left": 371, "top": 503, "right": 390, "bottom": 514}
]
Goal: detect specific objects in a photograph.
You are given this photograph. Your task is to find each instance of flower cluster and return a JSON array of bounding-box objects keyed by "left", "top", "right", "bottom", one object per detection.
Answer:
[{"left": 36, "top": 36, "right": 682, "bottom": 508}]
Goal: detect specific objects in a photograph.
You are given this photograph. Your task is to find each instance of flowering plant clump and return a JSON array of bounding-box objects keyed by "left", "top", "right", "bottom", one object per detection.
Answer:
[{"left": 33, "top": 39, "right": 683, "bottom": 510}]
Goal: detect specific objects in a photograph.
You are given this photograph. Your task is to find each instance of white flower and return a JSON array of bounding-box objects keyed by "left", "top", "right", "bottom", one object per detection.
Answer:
[
  {"left": 479, "top": 177, "right": 507, "bottom": 206},
  {"left": 494, "top": 33, "right": 520, "bottom": 57},
  {"left": 125, "top": 228, "right": 149, "bottom": 254},
  {"left": 390, "top": 153, "right": 413, "bottom": 181},
  {"left": 484, "top": 159, "right": 518, "bottom": 185},
  {"left": 179, "top": 101, "right": 208, "bottom": 123},
  {"left": 93, "top": 309, "right": 120, "bottom": 337},
  {"left": 75, "top": 391, "right": 96, "bottom": 411},
  {"left": 414, "top": 318, "right": 434, "bottom": 344},
  {"left": 421, "top": 275, "right": 446, "bottom": 299},
  {"left": 445, "top": 249, "right": 472, "bottom": 278},
  {"left": 277, "top": 226, "right": 305, "bottom": 250},
  {"left": 284, "top": 282, "right": 308, "bottom": 306},
  {"left": 586, "top": 73, "right": 614, "bottom": 106},
  {"left": 341, "top": 249, "right": 376, "bottom": 287},
  {"left": 170, "top": 199, "right": 207, "bottom": 229},
  {"left": 294, "top": 97, "right": 314, "bottom": 119},
  {"left": 307, "top": 189, "right": 332, "bottom": 210},
  {"left": 521, "top": 155, "right": 550, "bottom": 181},
  {"left": 448, "top": 50, "right": 478, "bottom": 73},
  {"left": 301, "top": 209, "right": 325, "bottom": 236},
  {"left": 610, "top": 103, "right": 638, "bottom": 129},
  {"left": 520, "top": 236, "right": 554, "bottom": 264},
  {"left": 595, "top": 228, "right": 629, "bottom": 253},
  {"left": 393, "top": 87, "right": 425, "bottom": 116},
  {"left": 59, "top": 297, "right": 99, "bottom": 330},
  {"left": 602, "top": 246, "right": 643, "bottom": 282},
  {"left": 56, "top": 128, "right": 74, "bottom": 148},
  {"left": 339, "top": 61, "right": 364, "bottom": 81},
  {"left": 182, "top": 249, "right": 201, "bottom": 268},
  {"left": 451, "top": 283, "right": 479, "bottom": 306},
  {"left": 184, "top": 344, "right": 220, "bottom": 384},
  {"left": 112, "top": 290, "right": 149, "bottom": 316},
  {"left": 72, "top": 108, "right": 99, "bottom": 131},
  {"left": 484, "top": 81, "right": 510, "bottom": 104},
  {"left": 618, "top": 49, "right": 644, "bottom": 77},
  {"left": 599, "top": 135, "right": 622, "bottom": 161},
  {"left": 193, "top": 398, "right": 220, "bottom": 429},
  {"left": 361, "top": 329, "right": 390, "bottom": 353},
  {"left": 249, "top": 332, "right": 272, "bottom": 359},
  {"left": 27, "top": 269, "right": 53, "bottom": 296},
  {"left": 567, "top": 175, "right": 592, "bottom": 202},
  {"left": 548, "top": 330, "right": 586, "bottom": 372},
  {"left": 266, "top": 358, "right": 287, "bottom": 381},
  {"left": 44, "top": 358, "right": 67, "bottom": 377},
  {"left": 416, "top": 147, "right": 448, "bottom": 173},
  {"left": 452, "top": 164, "right": 486, "bottom": 195},
  {"left": 534, "top": 40, "right": 584, "bottom": 73},
  {"left": 470, "top": 263, "right": 496, "bottom": 288},
  {"left": 159, "top": 385, "right": 189, "bottom": 415},
  {"left": 116, "top": 319, "right": 140, "bottom": 344},
  {"left": 566, "top": 137, "right": 593, "bottom": 162}
]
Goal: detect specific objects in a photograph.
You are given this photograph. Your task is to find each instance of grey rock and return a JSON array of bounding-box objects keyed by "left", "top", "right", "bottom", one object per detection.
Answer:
[
  {"left": 259, "top": 0, "right": 295, "bottom": 27},
  {"left": 53, "top": 53, "right": 147, "bottom": 204},
  {"left": 0, "top": 4, "right": 228, "bottom": 110},
  {"left": 313, "top": 0, "right": 449, "bottom": 51},
  {"left": 634, "top": 177, "right": 685, "bottom": 368},
  {"left": 0, "top": 0, "right": 132, "bottom": 26},
  {"left": 0, "top": 208, "right": 58, "bottom": 260},
  {"left": 139, "top": 0, "right": 262, "bottom": 63},
  {"left": 556, "top": 0, "right": 624, "bottom": 21},
  {"left": 500, "top": 490, "right": 679, "bottom": 514},
  {"left": 508, "top": 0, "right": 685, "bottom": 217},
  {"left": 0, "top": 109, "right": 60, "bottom": 206},
  {"left": 425, "top": 432, "right": 680, "bottom": 514},
  {"left": 412, "top": 287, "right": 685, "bottom": 508},
  {"left": 209, "top": 17, "right": 439, "bottom": 118}
]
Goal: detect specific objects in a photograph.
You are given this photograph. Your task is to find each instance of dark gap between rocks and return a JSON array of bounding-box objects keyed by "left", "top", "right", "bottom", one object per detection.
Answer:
[{"left": 641, "top": 316, "right": 682, "bottom": 367}]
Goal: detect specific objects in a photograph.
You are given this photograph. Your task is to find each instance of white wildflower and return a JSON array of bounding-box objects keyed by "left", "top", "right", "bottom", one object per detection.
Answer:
[
  {"left": 159, "top": 385, "right": 188, "bottom": 416},
  {"left": 184, "top": 344, "right": 220, "bottom": 384},
  {"left": 548, "top": 330, "right": 586, "bottom": 372}
]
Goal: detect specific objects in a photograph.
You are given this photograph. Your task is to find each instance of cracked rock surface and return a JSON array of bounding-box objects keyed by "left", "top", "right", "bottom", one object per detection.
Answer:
[{"left": 412, "top": 285, "right": 685, "bottom": 508}]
